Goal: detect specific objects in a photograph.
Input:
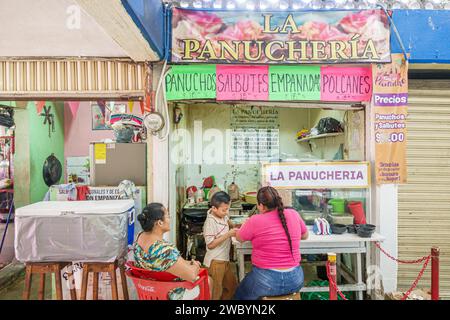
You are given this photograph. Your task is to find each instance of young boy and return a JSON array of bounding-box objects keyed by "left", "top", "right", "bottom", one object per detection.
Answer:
[{"left": 203, "top": 191, "right": 238, "bottom": 300}]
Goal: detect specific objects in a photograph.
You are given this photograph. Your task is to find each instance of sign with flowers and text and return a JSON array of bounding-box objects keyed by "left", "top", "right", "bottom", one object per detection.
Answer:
[
  {"left": 372, "top": 53, "right": 408, "bottom": 184},
  {"left": 171, "top": 8, "right": 391, "bottom": 64}
]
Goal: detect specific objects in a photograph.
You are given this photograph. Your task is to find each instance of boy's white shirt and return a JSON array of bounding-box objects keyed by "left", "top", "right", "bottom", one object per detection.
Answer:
[{"left": 202, "top": 208, "right": 231, "bottom": 268}]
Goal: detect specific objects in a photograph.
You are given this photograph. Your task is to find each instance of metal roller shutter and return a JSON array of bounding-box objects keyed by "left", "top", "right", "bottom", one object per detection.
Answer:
[
  {"left": 398, "top": 80, "right": 450, "bottom": 299},
  {"left": 0, "top": 59, "right": 146, "bottom": 99}
]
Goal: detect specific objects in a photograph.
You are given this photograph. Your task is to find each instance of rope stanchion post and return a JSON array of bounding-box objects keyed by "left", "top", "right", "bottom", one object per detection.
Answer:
[
  {"left": 327, "top": 253, "right": 337, "bottom": 301},
  {"left": 431, "top": 247, "right": 440, "bottom": 301},
  {"left": 375, "top": 242, "right": 433, "bottom": 300}
]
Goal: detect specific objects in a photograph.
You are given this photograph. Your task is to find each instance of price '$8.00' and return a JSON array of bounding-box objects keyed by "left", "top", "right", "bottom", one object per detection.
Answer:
[{"left": 375, "top": 132, "right": 405, "bottom": 144}]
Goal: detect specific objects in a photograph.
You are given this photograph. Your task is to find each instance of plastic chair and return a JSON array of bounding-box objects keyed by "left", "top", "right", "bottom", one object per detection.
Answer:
[{"left": 125, "top": 261, "right": 210, "bottom": 300}]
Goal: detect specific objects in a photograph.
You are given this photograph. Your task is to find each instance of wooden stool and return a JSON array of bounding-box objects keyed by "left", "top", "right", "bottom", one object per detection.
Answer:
[
  {"left": 80, "top": 260, "right": 129, "bottom": 300},
  {"left": 23, "top": 262, "right": 77, "bottom": 300},
  {"left": 261, "top": 292, "right": 301, "bottom": 300}
]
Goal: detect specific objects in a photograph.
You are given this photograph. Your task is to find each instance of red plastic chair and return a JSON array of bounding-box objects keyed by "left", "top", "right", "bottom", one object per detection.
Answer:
[{"left": 125, "top": 261, "right": 210, "bottom": 300}]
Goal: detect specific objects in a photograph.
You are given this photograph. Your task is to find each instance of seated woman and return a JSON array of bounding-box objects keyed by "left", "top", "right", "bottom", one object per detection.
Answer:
[
  {"left": 234, "top": 186, "right": 309, "bottom": 300},
  {"left": 134, "top": 203, "right": 211, "bottom": 299}
]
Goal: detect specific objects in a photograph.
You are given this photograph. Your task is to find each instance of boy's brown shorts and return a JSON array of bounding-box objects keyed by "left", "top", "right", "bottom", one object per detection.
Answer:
[{"left": 207, "top": 260, "right": 238, "bottom": 300}]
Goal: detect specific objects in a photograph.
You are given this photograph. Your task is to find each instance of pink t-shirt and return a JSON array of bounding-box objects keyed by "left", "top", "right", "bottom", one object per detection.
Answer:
[{"left": 237, "top": 208, "right": 308, "bottom": 269}]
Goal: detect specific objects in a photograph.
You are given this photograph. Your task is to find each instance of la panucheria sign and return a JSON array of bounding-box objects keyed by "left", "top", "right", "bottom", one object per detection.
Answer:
[
  {"left": 171, "top": 9, "right": 391, "bottom": 64},
  {"left": 263, "top": 162, "right": 371, "bottom": 189}
]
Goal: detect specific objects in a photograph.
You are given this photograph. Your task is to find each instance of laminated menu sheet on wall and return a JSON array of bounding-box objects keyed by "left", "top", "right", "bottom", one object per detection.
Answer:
[{"left": 230, "top": 105, "right": 280, "bottom": 162}]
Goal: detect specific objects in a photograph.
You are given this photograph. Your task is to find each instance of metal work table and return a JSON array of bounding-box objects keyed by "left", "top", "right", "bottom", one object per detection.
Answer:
[{"left": 232, "top": 227, "right": 385, "bottom": 300}]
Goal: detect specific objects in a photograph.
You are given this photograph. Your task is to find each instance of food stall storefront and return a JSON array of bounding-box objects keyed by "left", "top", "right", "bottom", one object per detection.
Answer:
[{"left": 160, "top": 6, "right": 408, "bottom": 299}]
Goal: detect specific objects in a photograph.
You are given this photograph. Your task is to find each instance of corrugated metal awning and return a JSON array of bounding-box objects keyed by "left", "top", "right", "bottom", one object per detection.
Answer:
[{"left": 0, "top": 59, "right": 147, "bottom": 100}]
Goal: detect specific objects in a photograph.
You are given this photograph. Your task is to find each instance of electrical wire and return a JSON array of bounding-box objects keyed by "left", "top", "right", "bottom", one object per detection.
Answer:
[
  {"left": 153, "top": 59, "right": 171, "bottom": 141},
  {"left": 160, "top": 66, "right": 171, "bottom": 141},
  {"left": 376, "top": 3, "right": 409, "bottom": 62}
]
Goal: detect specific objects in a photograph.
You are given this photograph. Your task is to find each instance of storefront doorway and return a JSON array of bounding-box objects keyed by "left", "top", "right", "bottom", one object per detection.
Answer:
[{"left": 166, "top": 99, "right": 372, "bottom": 298}]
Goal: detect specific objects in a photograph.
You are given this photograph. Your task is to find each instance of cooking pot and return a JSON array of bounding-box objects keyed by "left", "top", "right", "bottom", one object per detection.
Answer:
[{"left": 182, "top": 209, "right": 207, "bottom": 223}]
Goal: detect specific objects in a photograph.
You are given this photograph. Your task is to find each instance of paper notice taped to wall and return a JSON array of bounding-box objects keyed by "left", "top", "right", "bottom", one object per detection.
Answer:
[{"left": 94, "top": 143, "right": 107, "bottom": 164}]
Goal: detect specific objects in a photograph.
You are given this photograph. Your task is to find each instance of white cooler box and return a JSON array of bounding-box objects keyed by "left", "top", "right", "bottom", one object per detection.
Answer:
[{"left": 14, "top": 200, "right": 134, "bottom": 263}]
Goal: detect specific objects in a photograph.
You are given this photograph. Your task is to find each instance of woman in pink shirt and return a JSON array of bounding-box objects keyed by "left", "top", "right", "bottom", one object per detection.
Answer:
[{"left": 234, "top": 186, "right": 309, "bottom": 300}]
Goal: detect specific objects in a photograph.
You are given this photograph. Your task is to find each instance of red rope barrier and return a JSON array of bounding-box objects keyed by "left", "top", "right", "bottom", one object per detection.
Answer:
[
  {"left": 375, "top": 242, "right": 437, "bottom": 300},
  {"left": 375, "top": 242, "right": 430, "bottom": 264},
  {"left": 326, "top": 261, "right": 348, "bottom": 301},
  {"left": 401, "top": 255, "right": 431, "bottom": 300}
]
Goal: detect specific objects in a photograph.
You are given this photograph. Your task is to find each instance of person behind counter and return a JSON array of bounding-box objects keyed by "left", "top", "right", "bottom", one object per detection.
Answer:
[
  {"left": 134, "top": 203, "right": 212, "bottom": 299},
  {"left": 203, "top": 191, "right": 239, "bottom": 300},
  {"left": 234, "top": 186, "right": 309, "bottom": 300}
]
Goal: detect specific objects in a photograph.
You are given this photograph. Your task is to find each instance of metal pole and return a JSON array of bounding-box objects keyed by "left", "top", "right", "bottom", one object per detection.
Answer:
[
  {"left": 0, "top": 199, "right": 14, "bottom": 254},
  {"left": 431, "top": 247, "right": 440, "bottom": 300},
  {"left": 328, "top": 252, "right": 337, "bottom": 301}
]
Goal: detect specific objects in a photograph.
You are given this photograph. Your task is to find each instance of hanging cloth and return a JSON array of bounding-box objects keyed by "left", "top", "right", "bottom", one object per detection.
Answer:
[{"left": 76, "top": 185, "right": 91, "bottom": 201}]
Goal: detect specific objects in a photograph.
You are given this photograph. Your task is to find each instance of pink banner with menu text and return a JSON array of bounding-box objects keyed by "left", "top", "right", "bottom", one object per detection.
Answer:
[
  {"left": 321, "top": 66, "right": 373, "bottom": 102},
  {"left": 216, "top": 65, "right": 269, "bottom": 101}
]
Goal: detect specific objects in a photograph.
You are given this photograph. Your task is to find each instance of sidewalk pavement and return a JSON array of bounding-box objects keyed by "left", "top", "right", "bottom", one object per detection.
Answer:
[{"left": 0, "top": 261, "right": 27, "bottom": 299}]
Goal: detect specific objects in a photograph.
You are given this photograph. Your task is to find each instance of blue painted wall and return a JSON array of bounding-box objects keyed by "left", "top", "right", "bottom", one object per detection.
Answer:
[
  {"left": 391, "top": 10, "right": 450, "bottom": 63},
  {"left": 121, "top": 0, "right": 165, "bottom": 59}
]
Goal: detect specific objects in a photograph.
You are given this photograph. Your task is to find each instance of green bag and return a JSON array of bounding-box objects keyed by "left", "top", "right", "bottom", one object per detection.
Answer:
[{"left": 301, "top": 280, "right": 351, "bottom": 300}]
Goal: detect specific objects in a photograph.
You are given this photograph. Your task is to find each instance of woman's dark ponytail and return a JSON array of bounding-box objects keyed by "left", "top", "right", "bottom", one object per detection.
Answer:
[
  {"left": 276, "top": 198, "right": 294, "bottom": 258},
  {"left": 137, "top": 203, "right": 165, "bottom": 232},
  {"left": 257, "top": 187, "right": 294, "bottom": 258}
]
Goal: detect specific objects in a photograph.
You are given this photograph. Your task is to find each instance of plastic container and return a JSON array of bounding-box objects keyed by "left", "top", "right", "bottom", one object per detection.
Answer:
[
  {"left": 347, "top": 201, "right": 366, "bottom": 224},
  {"left": 357, "top": 228, "right": 374, "bottom": 238},
  {"left": 125, "top": 262, "right": 210, "bottom": 300},
  {"left": 187, "top": 187, "right": 196, "bottom": 205},
  {"left": 328, "top": 199, "right": 346, "bottom": 215},
  {"left": 360, "top": 224, "right": 376, "bottom": 231},
  {"left": 300, "top": 211, "right": 322, "bottom": 225},
  {"left": 328, "top": 213, "right": 354, "bottom": 225},
  {"left": 203, "top": 188, "right": 211, "bottom": 200},
  {"left": 244, "top": 191, "right": 257, "bottom": 205},
  {"left": 347, "top": 225, "right": 358, "bottom": 234},
  {"left": 196, "top": 189, "right": 204, "bottom": 203},
  {"left": 330, "top": 224, "right": 347, "bottom": 234}
]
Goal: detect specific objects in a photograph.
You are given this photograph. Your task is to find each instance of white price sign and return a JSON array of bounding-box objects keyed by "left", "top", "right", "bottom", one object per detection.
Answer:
[{"left": 263, "top": 162, "right": 370, "bottom": 189}]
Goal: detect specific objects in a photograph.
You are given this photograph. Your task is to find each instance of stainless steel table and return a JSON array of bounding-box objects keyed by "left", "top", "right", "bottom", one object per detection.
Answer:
[{"left": 232, "top": 228, "right": 385, "bottom": 300}]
